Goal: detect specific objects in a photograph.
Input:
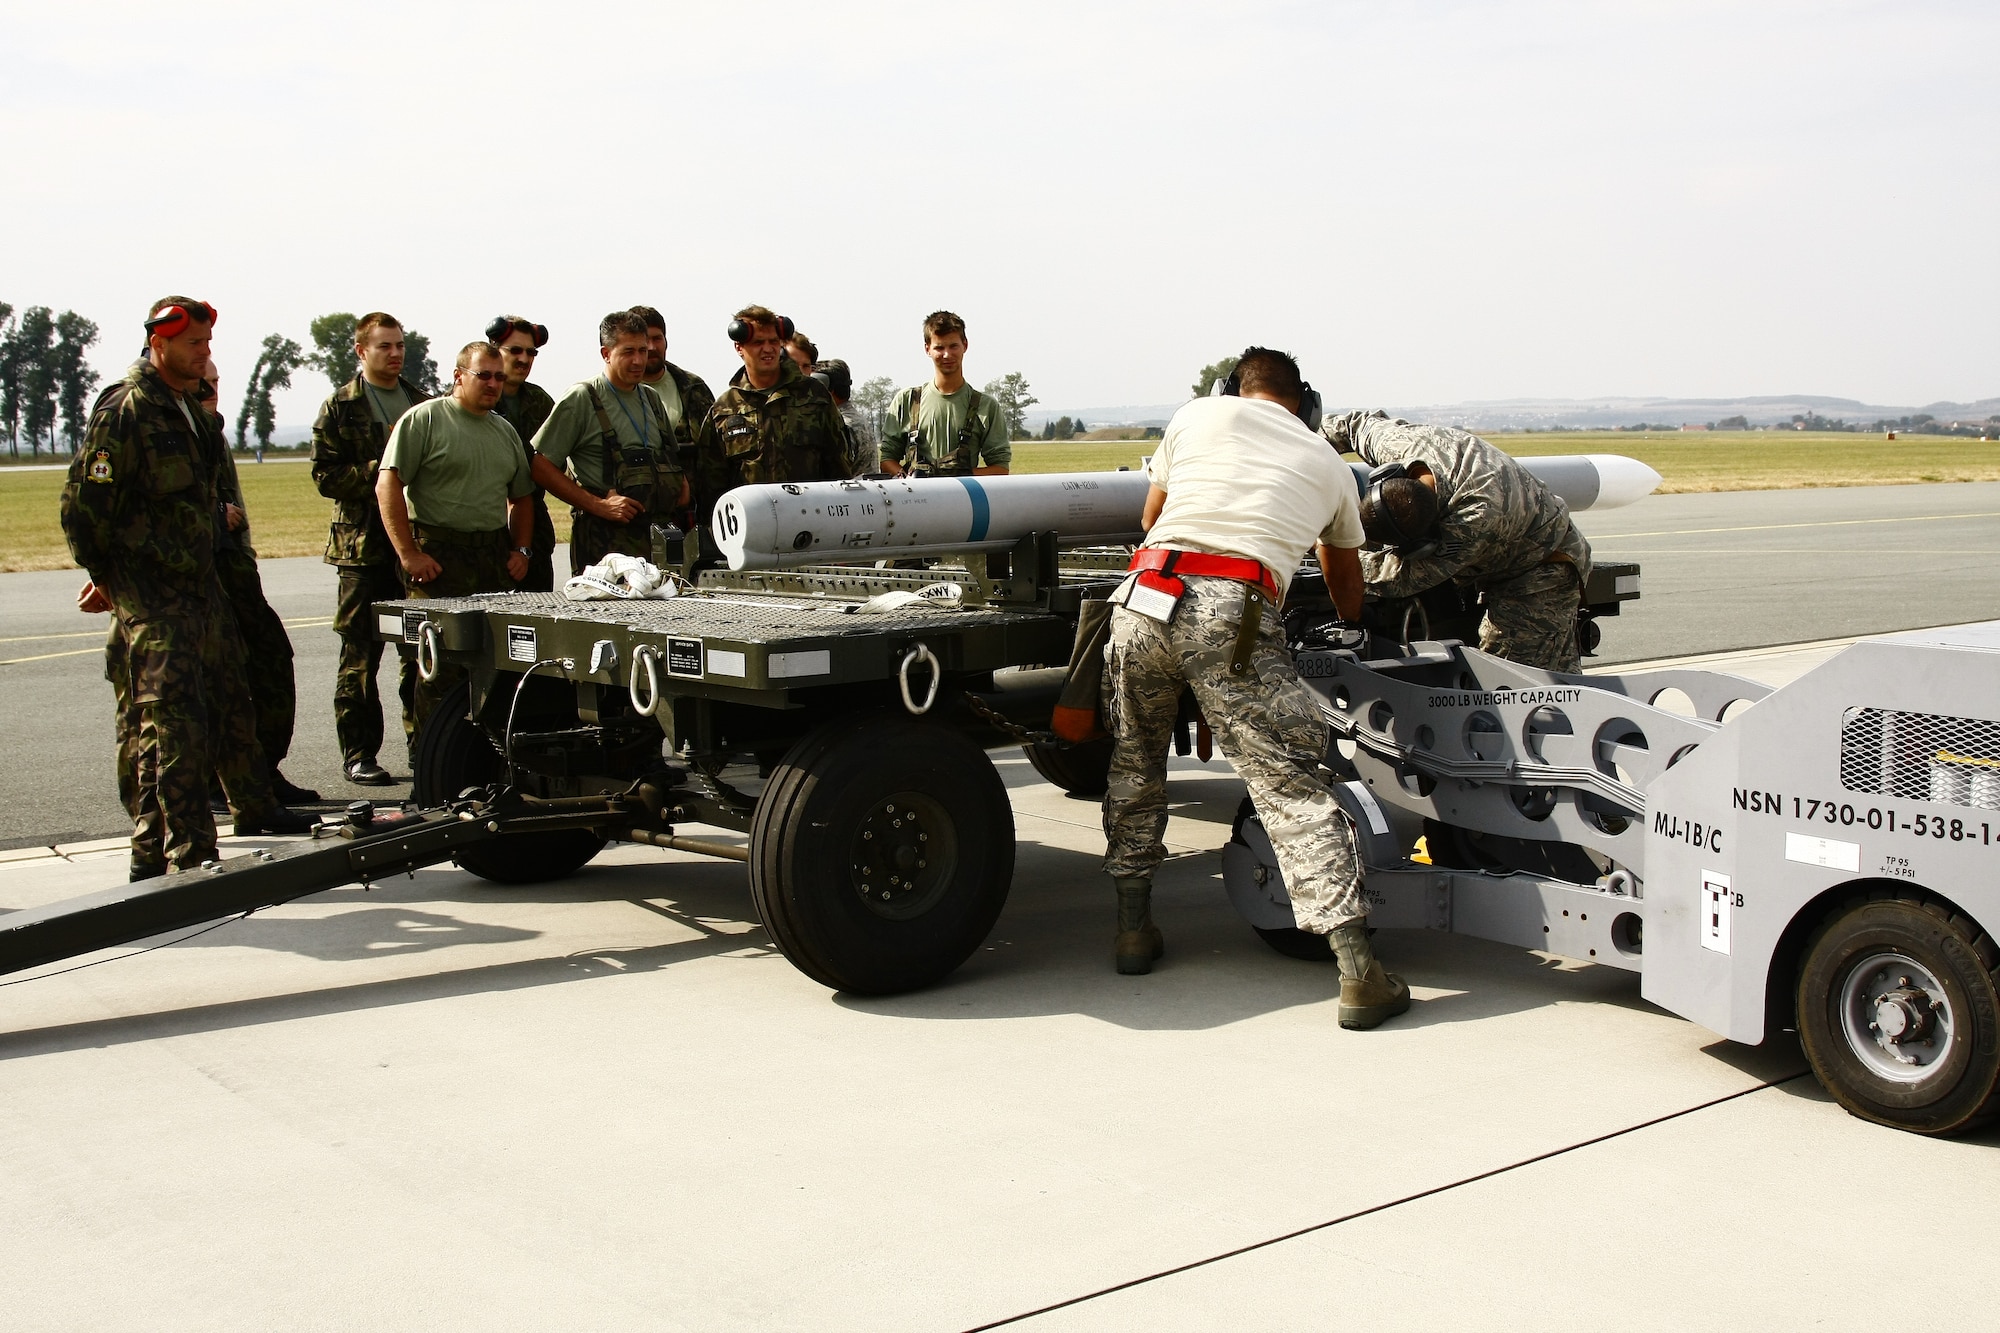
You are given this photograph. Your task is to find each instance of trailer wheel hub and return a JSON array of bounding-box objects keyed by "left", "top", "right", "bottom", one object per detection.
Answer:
[
  {"left": 850, "top": 793, "right": 957, "bottom": 921},
  {"left": 1842, "top": 952, "right": 1953, "bottom": 1081}
]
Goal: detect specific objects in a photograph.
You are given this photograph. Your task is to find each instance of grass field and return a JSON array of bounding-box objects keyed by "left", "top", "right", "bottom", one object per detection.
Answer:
[{"left": 6, "top": 432, "right": 1998, "bottom": 573}]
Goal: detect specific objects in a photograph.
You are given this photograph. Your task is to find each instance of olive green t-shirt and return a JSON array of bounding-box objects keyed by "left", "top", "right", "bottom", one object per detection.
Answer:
[
  {"left": 381, "top": 397, "right": 533, "bottom": 532},
  {"left": 645, "top": 372, "right": 684, "bottom": 435},
  {"left": 532, "top": 375, "right": 671, "bottom": 491},
  {"left": 881, "top": 383, "right": 1012, "bottom": 469},
  {"left": 361, "top": 379, "right": 413, "bottom": 430}
]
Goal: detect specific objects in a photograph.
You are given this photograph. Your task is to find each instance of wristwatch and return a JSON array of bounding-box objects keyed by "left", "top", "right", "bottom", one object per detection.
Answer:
[{"left": 513, "top": 546, "right": 532, "bottom": 557}]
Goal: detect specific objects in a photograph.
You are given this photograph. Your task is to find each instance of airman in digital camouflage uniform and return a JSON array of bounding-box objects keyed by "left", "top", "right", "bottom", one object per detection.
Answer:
[
  {"left": 690, "top": 305, "right": 850, "bottom": 528},
  {"left": 1102, "top": 348, "right": 1409, "bottom": 1030},
  {"left": 311, "top": 311, "right": 429, "bottom": 785},
  {"left": 879, "top": 310, "right": 1010, "bottom": 478},
  {"left": 531, "top": 310, "right": 690, "bottom": 577},
  {"left": 812, "top": 359, "right": 881, "bottom": 475},
  {"left": 487, "top": 315, "right": 558, "bottom": 592},
  {"left": 63, "top": 299, "right": 308, "bottom": 879},
  {"left": 1322, "top": 410, "right": 1592, "bottom": 673}
]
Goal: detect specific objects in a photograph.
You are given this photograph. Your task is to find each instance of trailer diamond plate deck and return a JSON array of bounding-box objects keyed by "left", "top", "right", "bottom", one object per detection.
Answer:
[{"left": 376, "top": 587, "right": 1079, "bottom": 700}]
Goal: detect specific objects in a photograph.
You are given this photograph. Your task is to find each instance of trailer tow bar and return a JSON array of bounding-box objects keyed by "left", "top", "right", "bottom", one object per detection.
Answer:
[{"left": 0, "top": 785, "right": 732, "bottom": 981}]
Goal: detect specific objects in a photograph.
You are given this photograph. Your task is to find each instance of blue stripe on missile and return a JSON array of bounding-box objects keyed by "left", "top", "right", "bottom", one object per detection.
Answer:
[{"left": 956, "top": 476, "right": 991, "bottom": 541}]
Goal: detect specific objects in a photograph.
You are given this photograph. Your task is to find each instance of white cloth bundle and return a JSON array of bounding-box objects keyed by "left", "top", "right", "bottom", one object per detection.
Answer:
[
  {"left": 846, "top": 581, "right": 965, "bottom": 615},
  {"left": 562, "top": 554, "right": 682, "bottom": 601}
]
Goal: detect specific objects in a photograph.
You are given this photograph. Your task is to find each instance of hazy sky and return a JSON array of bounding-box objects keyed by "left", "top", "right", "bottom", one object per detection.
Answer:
[{"left": 3, "top": 1, "right": 1993, "bottom": 427}]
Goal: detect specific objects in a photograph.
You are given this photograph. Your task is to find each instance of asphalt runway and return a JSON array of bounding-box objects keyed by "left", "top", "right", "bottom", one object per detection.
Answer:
[
  {"left": 1577, "top": 480, "right": 2000, "bottom": 663},
  {"left": 4, "top": 481, "right": 1999, "bottom": 850}
]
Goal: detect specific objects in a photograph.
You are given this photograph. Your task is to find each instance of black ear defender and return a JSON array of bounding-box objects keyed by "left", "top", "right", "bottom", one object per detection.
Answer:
[
  {"left": 1360, "top": 463, "right": 1441, "bottom": 557},
  {"left": 727, "top": 313, "right": 796, "bottom": 344},
  {"left": 485, "top": 316, "right": 548, "bottom": 347},
  {"left": 1209, "top": 347, "right": 1321, "bottom": 432}
]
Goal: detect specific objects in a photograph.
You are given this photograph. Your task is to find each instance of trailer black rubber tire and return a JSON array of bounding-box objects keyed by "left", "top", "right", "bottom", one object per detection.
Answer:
[
  {"left": 1796, "top": 892, "right": 2000, "bottom": 1136},
  {"left": 410, "top": 682, "right": 606, "bottom": 885},
  {"left": 1022, "top": 737, "right": 1113, "bottom": 798},
  {"left": 751, "top": 714, "right": 1015, "bottom": 995}
]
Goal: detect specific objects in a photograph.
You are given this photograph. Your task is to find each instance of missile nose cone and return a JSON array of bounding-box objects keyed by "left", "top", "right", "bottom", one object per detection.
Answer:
[
  {"left": 715, "top": 493, "right": 778, "bottom": 570},
  {"left": 1583, "top": 454, "right": 1663, "bottom": 508}
]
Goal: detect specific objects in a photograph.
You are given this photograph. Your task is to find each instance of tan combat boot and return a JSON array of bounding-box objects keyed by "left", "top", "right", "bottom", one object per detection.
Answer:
[
  {"left": 1114, "top": 877, "right": 1165, "bottom": 975},
  {"left": 1330, "top": 922, "right": 1411, "bottom": 1030}
]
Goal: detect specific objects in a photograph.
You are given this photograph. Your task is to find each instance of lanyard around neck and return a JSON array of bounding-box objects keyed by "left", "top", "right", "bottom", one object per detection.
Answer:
[
  {"left": 608, "top": 383, "right": 652, "bottom": 450},
  {"left": 363, "top": 380, "right": 400, "bottom": 425}
]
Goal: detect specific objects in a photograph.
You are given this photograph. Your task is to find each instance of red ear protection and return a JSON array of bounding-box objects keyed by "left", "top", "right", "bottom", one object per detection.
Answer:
[{"left": 144, "top": 301, "right": 218, "bottom": 339}]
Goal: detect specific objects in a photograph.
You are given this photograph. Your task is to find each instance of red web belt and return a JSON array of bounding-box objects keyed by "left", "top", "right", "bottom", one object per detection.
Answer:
[{"left": 1128, "top": 547, "right": 1280, "bottom": 599}]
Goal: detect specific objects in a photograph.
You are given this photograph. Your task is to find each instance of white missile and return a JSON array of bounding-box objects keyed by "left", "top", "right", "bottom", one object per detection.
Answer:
[
  {"left": 1350, "top": 454, "right": 1662, "bottom": 513},
  {"left": 715, "top": 472, "right": 1153, "bottom": 570},
  {"left": 714, "top": 455, "right": 1661, "bottom": 571}
]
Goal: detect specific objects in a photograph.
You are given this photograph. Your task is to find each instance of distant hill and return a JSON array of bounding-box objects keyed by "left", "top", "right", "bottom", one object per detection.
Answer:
[{"left": 1028, "top": 395, "right": 2000, "bottom": 433}]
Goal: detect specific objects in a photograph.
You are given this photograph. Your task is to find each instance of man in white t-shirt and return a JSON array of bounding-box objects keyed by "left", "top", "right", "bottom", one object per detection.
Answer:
[{"left": 1102, "top": 347, "right": 1409, "bottom": 1029}]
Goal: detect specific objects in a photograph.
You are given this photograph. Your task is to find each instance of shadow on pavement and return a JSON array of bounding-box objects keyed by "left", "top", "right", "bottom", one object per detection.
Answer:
[
  {"left": 0, "top": 866, "right": 776, "bottom": 1061},
  {"left": 176, "top": 906, "right": 539, "bottom": 962}
]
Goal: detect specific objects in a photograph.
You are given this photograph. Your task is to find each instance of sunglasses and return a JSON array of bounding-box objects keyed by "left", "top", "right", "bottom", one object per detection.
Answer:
[{"left": 462, "top": 369, "right": 507, "bottom": 383}]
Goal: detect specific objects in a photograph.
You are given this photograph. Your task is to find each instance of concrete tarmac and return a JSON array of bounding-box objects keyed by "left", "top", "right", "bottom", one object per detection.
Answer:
[
  {"left": 1, "top": 629, "right": 1995, "bottom": 1329},
  {"left": 5, "top": 480, "right": 2000, "bottom": 847}
]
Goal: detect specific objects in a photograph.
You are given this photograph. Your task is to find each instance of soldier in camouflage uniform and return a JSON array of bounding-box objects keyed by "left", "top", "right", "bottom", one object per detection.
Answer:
[
  {"left": 203, "top": 366, "right": 314, "bottom": 802},
  {"left": 63, "top": 300, "right": 307, "bottom": 879},
  {"left": 488, "top": 316, "right": 559, "bottom": 592},
  {"left": 880, "top": 311, "right": 1011, "bottom": 478},
  {"left": 1102, "top": 348, "right": 1409, "bottom": 1029},
  {"left": 1323, "top": 410, "right": 1593, "bottom": 673},
  {"left": 531, "top": 311, "right": 690, "bottom": 577},
  {"left": 690, "top": 306, "right": 850, "bottom": 550},
  {"left": 630, "top": 305, "right": 717, "bottom": 475},
  {"left": 312, "top": 312, "right": 429, "bottom": 784}
]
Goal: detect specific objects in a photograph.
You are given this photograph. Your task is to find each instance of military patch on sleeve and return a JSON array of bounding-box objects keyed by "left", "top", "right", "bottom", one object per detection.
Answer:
[{"left": 86, "top": 450, "right": 114, "bottom": 483}]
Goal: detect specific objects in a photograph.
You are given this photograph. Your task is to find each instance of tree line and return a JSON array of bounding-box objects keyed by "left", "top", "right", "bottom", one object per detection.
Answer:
[
  {"left": 0, "top": 302, "right": 102, "bottom": 458},
  {"left": 233, "top": 312, "right": 444, "bottom": 458},
  {"left": 1, "top": 314, "right": 1260, "bottom": 462}
]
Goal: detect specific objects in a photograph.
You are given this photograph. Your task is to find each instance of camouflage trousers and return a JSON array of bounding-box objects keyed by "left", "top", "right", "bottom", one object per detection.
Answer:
[
  {"left": 1477, "top": 560, "right": 1584, "bottom": 674},
  {"left": 106, "top": 603, "right": 278, "bottom": 872},
  {"left": 1103, "top": 576, "right": 1363, "bottom": 932},
  {"left": 522, "top": 492, "right": 557, "bottom": 593},
  {"left": 333, "top": 562, "right": 415, "bottom": 767},
  {"left": 404, "top": 525, "right": 515, "bottom": 741},
  {"left": 568, "top": 503, "right": 660, "bottom": 577},
  {"left": 216, "top": 549, "right": 296, "bottom": 768}
]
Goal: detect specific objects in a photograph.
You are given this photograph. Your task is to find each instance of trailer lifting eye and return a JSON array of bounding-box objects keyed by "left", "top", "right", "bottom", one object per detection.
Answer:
[
  {"left": 899, "top": 642, "right": 941, "bottom": 716},
  {"left": 415, "top": 621, "right": 442, "bottom": 682},
  {"left": 630, "top": 644, "right": 663, "bottom": 717}
]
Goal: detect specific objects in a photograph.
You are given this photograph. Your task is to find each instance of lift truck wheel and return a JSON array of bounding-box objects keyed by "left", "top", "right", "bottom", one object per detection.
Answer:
[
  {"left": 1022, "top": 737, "right": 1113, "bottom": 798},
  {"left": 410, "top": 682, "right": 606, "bottom": 885},
  {"left": 1228, "top": 798, "right": 1337, "bottom": 962},
  {"left": 1796, "top": 893, "right": 2000, "bottom": 1136},
  {"left": 751, "top": 714, "right": 1015, "bottom": 995}
]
